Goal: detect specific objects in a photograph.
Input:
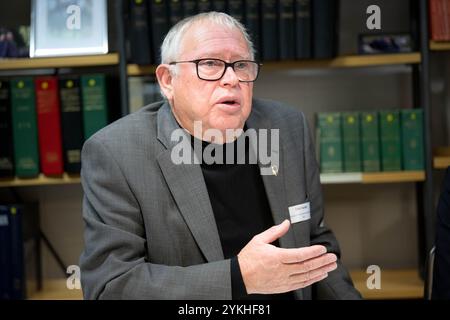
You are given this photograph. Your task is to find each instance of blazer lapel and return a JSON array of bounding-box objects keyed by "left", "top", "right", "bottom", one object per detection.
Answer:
[
  {"left": 246, "top": 104, "right": 297, "bottom": 250},
  {"left": 247, "top": 101, "right": 305, "bottom": 300},
  {"left": 156, "top": 103, "right": 224, "bottom": 262}
]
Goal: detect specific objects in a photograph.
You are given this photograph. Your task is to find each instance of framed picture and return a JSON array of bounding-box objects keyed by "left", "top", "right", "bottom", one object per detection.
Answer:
[{"left": 30, "top": 0, "right": 108, "bottom": 57}]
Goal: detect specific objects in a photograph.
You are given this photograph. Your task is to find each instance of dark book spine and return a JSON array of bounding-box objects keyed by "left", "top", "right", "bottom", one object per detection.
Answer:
[
  {"left": 227, "top": 0, "right": 244, "bottom": 22},
  {"left": 149, "top": 0, "right": 170, "bottom": 64},
  {"left": 245, "top": 0, "right": 261, "bottom": 60},
  {"left": 261, "top": 0, "right": 279, "bottom": 61},
  {"left": 295, "top": 0, "right": 311, "bottom": 59},
  {"left": 379, "top": 111, "right": 402, "bottom": 171},
  {"left": 278, "top": 0, "right": 295, "bottom": 60},
  {"left": 0, "top": 206, "right": 12, "bottom": 300},
  {"left": 81, "top": 74, "right": 109, "bottom": 140},
  {"left": 212, "top": 0, "right": 227, "bottom": 12},
  {"left": 401, "top": 110, "right": 424, "bottom": 170},
  {"left": 11, "top": 77, "right": 40, "bottom": 178},
  {"left": 169, "top": 0, "right": 184, "bottom": 26},
  {"left": 9, "top": 205, "right": 25, "bottom": 299},
  {"left": 183, "top": 0, "right": 198, "bottom": 17},
  {"left": 59, "top": 77, "right": 84, "bottom": 173},
  {"left": 198, "top": 0, "right": 212, "bottom": 12},
  {"left": 361, "top": 112, "right": 380, "bottom": 172},
  {"left": 312, "top": 0, "right": 338, "bottom": 59},
  {"left": 317, "top": 112, "right": 343, "bottom": 173},
  {"left": 0, "top": 80, "right": 14, "bottom": 177},
  {"left": 7, "top": 204, "right": 40, "bottom": 300},
  {"left": 342, "top": 112, "right": 361, "bottom": 172},
  {"left": 129, "top": 0, "right": 152, "bottom": 65}
]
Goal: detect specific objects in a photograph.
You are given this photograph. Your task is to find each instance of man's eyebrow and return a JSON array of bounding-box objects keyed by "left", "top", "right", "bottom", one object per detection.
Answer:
[{"left": 196, "top": 54, "right": 252, "bottom": 60}]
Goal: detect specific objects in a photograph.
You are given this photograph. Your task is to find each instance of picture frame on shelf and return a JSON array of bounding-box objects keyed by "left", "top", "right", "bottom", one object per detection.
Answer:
[{"left": 29, "top": 0, "right": 108, "bottom": 58}]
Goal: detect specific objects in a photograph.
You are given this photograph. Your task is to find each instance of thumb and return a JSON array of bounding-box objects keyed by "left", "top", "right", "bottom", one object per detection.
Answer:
[{"left": 256, "top": 219, "right": 290, "bottom": 244}]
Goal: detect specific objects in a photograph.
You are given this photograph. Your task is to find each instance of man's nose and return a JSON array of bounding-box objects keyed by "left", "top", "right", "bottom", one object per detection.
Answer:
[{"left": 220, "top": 65, "right": 239, "bottom": 86}]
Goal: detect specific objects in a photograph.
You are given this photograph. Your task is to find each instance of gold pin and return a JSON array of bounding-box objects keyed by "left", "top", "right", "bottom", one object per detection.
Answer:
[{"left": 271, "top": 165, "right": 278, "bottom": 176}]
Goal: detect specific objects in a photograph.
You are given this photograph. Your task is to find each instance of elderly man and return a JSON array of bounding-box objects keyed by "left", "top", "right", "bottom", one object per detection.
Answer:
[{"left": 80, "top": 12, "right": 360, "bottom": 300}]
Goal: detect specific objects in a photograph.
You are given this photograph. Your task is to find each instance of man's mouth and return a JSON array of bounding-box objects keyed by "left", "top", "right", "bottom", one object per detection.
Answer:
[
  {"left": 220, "top": 99, "right": 239, "bottom": 106},
  {"left": 216, "top": 96, "right": 241, "bottom": 108}
]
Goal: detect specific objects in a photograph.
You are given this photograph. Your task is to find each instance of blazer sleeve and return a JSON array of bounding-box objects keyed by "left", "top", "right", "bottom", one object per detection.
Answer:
[
  {"left": 299, "top": 113, "right": 362, "bottom": 300},
  {"left": 432, "top": 168, "right": 450, "bottom": 299},
  {"left": 79, "top": 135, "right": 231, "bottom": 299}
]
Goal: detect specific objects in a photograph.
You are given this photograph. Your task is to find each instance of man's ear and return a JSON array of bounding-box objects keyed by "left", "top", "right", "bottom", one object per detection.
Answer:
[{"left": 156, "top": 64, "right": 174, "bottom": 101}]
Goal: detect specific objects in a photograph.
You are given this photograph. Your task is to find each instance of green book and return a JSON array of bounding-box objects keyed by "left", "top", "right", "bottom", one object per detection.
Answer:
[
  {"left": 10, "top": 77, "right": 39, "bottom": 177},
  {"left": 401, "top": 109, "right": 424, "bottom": 170},
  {"left": 379, "top": 110, "right": 402, "bottom": 171},
  {"left": 81, "top": 74, "right": 108, "bottom": 140},
  {"left": 317, "top": 112, "right": 343, "bottom": 173},
  {"left": 360, "top": 111, "right": 380, "bottom": 172},
  {"left": 342, "top": 112, "right": 361, "bottom": 172}
]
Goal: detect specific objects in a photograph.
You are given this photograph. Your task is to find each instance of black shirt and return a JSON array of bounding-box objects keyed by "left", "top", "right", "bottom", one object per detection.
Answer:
[{"left": 193, "top": 132, "right": 294, "bottom": 300}]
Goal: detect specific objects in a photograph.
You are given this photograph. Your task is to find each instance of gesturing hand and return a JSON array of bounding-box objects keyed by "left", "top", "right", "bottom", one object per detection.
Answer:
[{"left": 237, "top": 219, "right": 337, "bottom": 294}]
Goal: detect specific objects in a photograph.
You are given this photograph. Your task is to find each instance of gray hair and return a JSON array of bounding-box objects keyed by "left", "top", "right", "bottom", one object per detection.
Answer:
[{"left": 160, "top": 11, "right": 255, "bottom": 65}]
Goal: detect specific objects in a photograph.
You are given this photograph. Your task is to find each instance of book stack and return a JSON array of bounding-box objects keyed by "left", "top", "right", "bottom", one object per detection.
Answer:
[
  {"left": 316, "top": 110, "right": 425, "bottom": 173},
  {"left": 0, "top": 74, "right": 110, "bottom": 178}
]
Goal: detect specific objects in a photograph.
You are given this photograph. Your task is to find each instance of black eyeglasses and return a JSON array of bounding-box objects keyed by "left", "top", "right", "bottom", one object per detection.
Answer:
[{"left": 169, "top": 58, "right": 262, "bottom": 82}]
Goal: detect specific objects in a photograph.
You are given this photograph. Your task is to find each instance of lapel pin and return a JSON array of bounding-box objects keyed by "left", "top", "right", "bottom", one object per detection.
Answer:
[{"left": 271, "top": 165, "right": 278, "bottom": 176}]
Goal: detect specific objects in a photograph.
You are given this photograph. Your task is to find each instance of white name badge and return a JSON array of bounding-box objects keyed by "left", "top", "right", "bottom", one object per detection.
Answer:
[{"left": 288, "top": 202, "right": 311, "bottom": 224}]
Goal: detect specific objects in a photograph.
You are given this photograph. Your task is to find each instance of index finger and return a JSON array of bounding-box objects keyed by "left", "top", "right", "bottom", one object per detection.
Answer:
[{"left": 278, "top": 245, "right": 327, "bottom": 264}]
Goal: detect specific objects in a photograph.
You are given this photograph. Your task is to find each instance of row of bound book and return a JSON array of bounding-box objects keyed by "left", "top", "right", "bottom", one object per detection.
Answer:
[
  {"left": 429, "top": 0, "right": 450, "bottom": 41},
  {"left": 317, "top": 109, "right": 424, "bottom": 173},
  {"left": 0, "top": 204, "right": 41, "bottom": 300},
  {"left": 128, "top": 0, "right": 337, "bottom": 65},
  {"left": 0, "top": 75, "right": 109, "bottom": 178}
]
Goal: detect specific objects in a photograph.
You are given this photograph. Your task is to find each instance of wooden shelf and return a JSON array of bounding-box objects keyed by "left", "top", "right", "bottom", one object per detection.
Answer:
[
  {"left": 434, "top": 157, "right": 450, "bottom": 169},
  {"left": 0, "top": 53, "right": 119, "bottom": 70},
  {"left": 263, "top": 52, "right": 421, "bottom": 71},
  {"left": 127, "top": 64, "right": 157, "bottom": 76},
  {"left": 2, "top": 171, "right": 424, "bottom": 187},
  {"left": 320, "top": 171, "right": 425, "bottom": 184},
  {"left": 350, "top": 269, "right": 423, "bottom": 299},
  {"left": 29, "top": 279, "right": 83, "bottom": 300},
  {"left": 362, "top": 171, "right": 425, "bottom": 183},
  {"left": 0, "top": 173, "right": 80, "bottom": 188},
  {"left": 126, "top": 53, "right": 421, "bottom": 76},
  {"left": 429, "top": 41, "right": 450, "bottom": 51},
  {"left": 434, "top": 147, "right": 450, "bottom": 169},
  {"left": 30, "top": 270, "right": 423, "bottom": 300}
]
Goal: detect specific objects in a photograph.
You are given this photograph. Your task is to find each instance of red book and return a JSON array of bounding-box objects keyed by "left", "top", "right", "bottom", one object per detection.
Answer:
[{"left": 35, "top": 76, "right": 64, "bottom": 175}]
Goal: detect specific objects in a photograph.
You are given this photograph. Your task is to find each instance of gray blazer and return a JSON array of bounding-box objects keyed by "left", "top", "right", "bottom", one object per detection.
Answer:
[{"left": 79, "top": 98, "right": 361, "bottom": 300}]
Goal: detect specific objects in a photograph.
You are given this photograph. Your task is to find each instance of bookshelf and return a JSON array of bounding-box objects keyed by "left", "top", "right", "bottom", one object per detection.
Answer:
[
  {"left": 434, "top": 157, "right": 450, "bottom": 169},
  {"left": 0, "top": 171, "right": 425, "bottom": 188},
  {"left": 320, "top": 171, "right": 425, "bottom": 184},
  {"left": 433, "top": 147, "right": 450, "bottom": 169},
  {"left": 350, "top": 269, "right": 424, "bottom": 299},
  {"left": 28, "top": 279, "right": 83, "bottom": 300},
  {"left": 127, "top": 64, "right": 157, "bottom": 76},
  {"left": 28, "top": 269, "right": 422, "bottom": 300},
  {"left": 126, "top": 52, "right": 421, "bottom": 76},
  {"left": 429, "top": 41, "right": 450, "bottom": 51},
  {"left": 262, "top": 53, "right": 421, "bottom": 70},
  {"left": 0, "top": 53, "right": 119, "bottom": 70},
  {"left": 0, "top": 173, "right": 81, "bottom": 188}
]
